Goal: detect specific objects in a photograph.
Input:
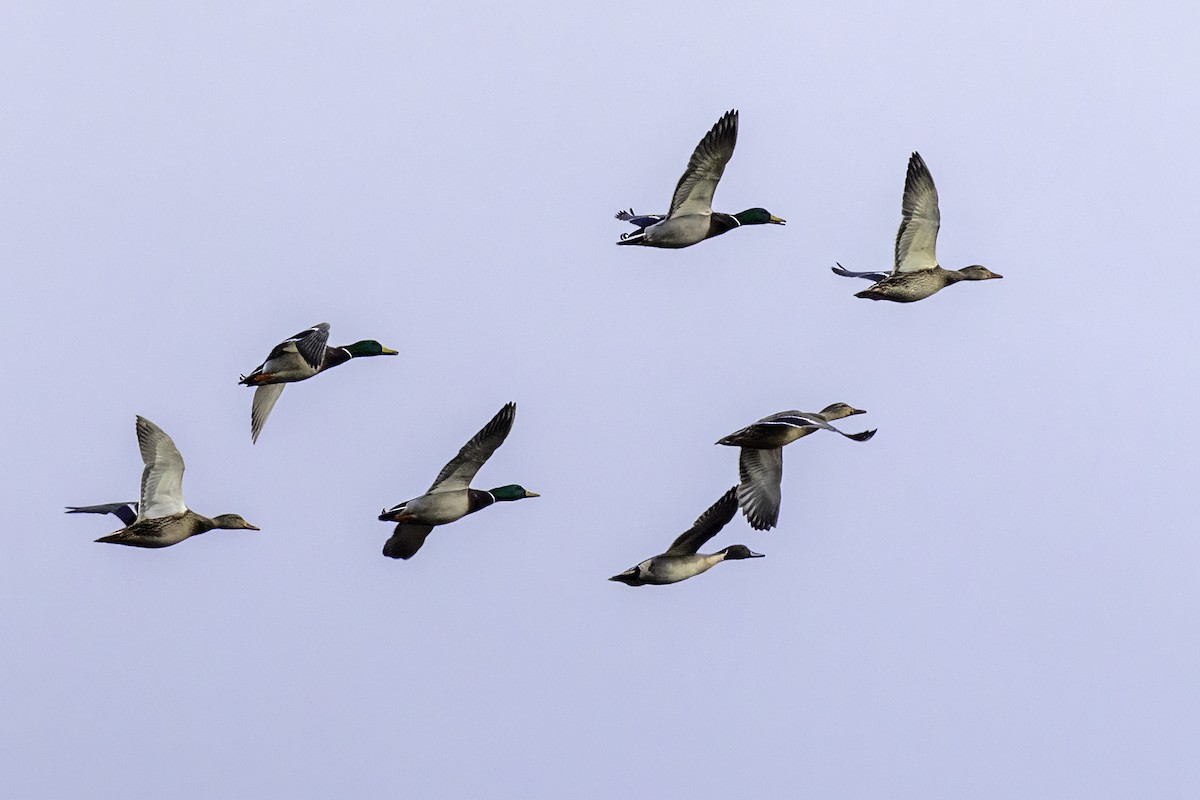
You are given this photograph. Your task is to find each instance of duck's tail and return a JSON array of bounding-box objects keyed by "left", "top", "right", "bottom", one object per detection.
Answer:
[{"left": 378, "top": 502, "right": 410, "bottom": 522}]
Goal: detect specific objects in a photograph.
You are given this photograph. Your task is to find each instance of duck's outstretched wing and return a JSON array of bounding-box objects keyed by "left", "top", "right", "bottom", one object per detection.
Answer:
[
  {"left": 135, "top": 416, "right": 187, "bottom": 520},
  {"left": 65, "top": 502, "right": 139, "bottom": 527},
  {"left": 832, "top": 263, "right": 890, "bottom": 282},
  {"left": 615, "top": 208, "right": 665, "bottom": 228},
  {"left": 737, "top": 447, "right": 783, "bottom": 531},
  {"left": 240, "top": 323, "right": 330, "bottom": 384},
  {"left": 788, "top": 411, "right": 877, "bottom": 442},
  {"left": 250, "top": 383, "right": 285, "bottom": 444},
  {"left": 667, "top": 109, "right": 738, "bottom": 219},
  {"left": 894, "top": 152, "right": 941, "bottom": 273},
  {"left": 382, "top": 524, "right": 435, "bottom": 560},
  {"left": 271, "top": 322, "right": 330, "bottom": 370},
  {"left": 664, "top": 486, "right": 739, "bottom": 556},
  {"left": 427, "top": 402, "right": 517, "bottom": 493}
]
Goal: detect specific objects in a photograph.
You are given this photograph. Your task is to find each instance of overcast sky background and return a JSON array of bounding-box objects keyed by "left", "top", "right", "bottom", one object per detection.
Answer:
[{"left": 2, "top": 2, "right": 1198, "bottom": 797}]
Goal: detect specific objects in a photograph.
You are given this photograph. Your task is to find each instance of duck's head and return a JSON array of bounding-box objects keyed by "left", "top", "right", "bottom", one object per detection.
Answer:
[
  {"left": 720, "top": 544, "right": 764, "bottom": 560},
  {"left": 211, "top": 514, "right": 260, "bottom": 531},
  {"left": 734, "top": 208, "right": 786, "bottom": 226},
  {"left": 959, "top": 266, "right": 1003, "bottom": 281},
  {"left": 608, "top": 566, "right": 643, "bottom": 585},
  {"left": 490, "top": 485, "right": 540, "bottom": 501},
  {"left": 819, "top": 402, "right": 866, "bottom": 420},
  {"left": 345, "top": 340, "right": 399, "bottom": 358}
]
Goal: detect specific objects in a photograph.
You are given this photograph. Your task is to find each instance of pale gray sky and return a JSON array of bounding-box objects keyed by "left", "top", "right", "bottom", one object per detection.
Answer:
[{"left": 2, "top": 2, "right": 1198, "bottom": 798}]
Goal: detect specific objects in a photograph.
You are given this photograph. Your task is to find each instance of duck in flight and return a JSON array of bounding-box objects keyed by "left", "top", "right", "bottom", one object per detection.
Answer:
[
  {"left": 378, "top": 402, "right": 538, "bottom": 559},
  {"left": 832, "top": 152, "right": 1001, "bottom": 302},
  {"left": 615, "top": 109, "right": 785, "bottom": 248},
  {"left": 718, "top": 404, "right": 875, "bottom": 531},
  {"left": 68, "top": 416, "right": 259, "bottom": 548},
  {"left": 239, "top": 322, "right": 397, "bottom": 443},
  {"left": 609, "top": 487, "right": 762, "bottom": 586}
]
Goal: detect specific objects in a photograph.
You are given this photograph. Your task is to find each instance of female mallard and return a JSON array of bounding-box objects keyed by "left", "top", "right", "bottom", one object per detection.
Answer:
[
  {"left": 239, "top": 322, "right": 398, "bottom": 443},
  {"left": 717, "top": 404, "right": 875, "bottom": 530},
  {"left": 832, "top": 152, "right": 1001, "bottom": 302},
  {"left": 378, "top": 402, "right": 538, "bottom": 559},
  {"left": 609, "top": 487, "right": 763, "bottom": 586},
  {"left": 70, "top": 416, "right": 259, "bottom": 548},
  {"left": 615, "top": 109, "right": 785, "bottom": 248}
]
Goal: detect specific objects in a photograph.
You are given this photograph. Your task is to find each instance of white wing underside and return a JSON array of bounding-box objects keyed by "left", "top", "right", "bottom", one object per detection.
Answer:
[
  {"left": 667, "top": 110, "right": 738, "bottom": 219},
  {"left": 135, "top": 416, "right": 188, "bottom": 520},
  {"left": 894, "top": 153, "right": 941, "bottom": 273},
  {"left": 251, "top": 384, "right": 286, "bottom": 444}
]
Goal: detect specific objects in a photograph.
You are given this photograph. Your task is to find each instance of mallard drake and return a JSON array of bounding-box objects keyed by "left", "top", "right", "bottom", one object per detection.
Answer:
[
  {"left": 70, "top": 416, "right": 259, "bottom": 548},
  {"left": 239, "top": 322, "right": 398, "bottom": 443},
  {"left": 717, "top": 405, "right": 875, "bottom": 530},
  {"left": 609, "top": 487, "right": 762, "bottom": 586},
  {"left": 832, "top": 152, "right": 1001, "bottom": 302},
  {"left": 615, "top": 109, "right": 785, "bottom": 248},
  {"left": 378, "top": 402, "right": 538, "bottom": 559}
]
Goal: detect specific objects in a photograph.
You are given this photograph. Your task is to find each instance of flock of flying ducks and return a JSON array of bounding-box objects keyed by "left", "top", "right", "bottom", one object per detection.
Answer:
[{"left": 67, "top": 109, "right": 1000, "bottom": 585}]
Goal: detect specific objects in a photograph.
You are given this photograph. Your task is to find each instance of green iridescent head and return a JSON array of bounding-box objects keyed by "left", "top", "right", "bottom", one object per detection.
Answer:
[
  {"left": 344, "top": 340, "right": 399, "bottom": 358},
  {"left": 489, "top": 485, "right": 540, "bottom": 501},
  {"left": 734, "top": 208, "right": 786, "bottom": 226}
]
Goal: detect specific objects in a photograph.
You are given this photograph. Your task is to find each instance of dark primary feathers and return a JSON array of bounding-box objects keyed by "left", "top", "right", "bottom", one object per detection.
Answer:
[
  {"left": 736, "top": 448, "right": 784, "bottom": 531},
  {"left": 382, "top": 524, "right": 435, "bottom": 560},
  {"left": 280, "top": 323, "right": 331, "bottom": 371},
  {"left": 241, "top": 323, "right": 331, "bottom": 382},
  {"left": 663, "top": 487, "right": 739, "bottom": 556},
  {"left": 427, "top": 402, "right": 517, "bottom": 493},
  {"left": 668, "top": 108, "right": 739, "bottom": 218}
]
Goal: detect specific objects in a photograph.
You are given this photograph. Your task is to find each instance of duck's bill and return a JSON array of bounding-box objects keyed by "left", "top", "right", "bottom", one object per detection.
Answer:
[
  {"left": 243, "top": 522, "right": 261, "bottom": 530},
  {"left": 769, "top": 216, "right": 786, "bottom": 225},
  {"left": 381, "top": 347, "right": 400, "bottom": 355},
  {"left": 524, "top": 490, "right": 541, "bottom": 498},
  {"left": 747, "top": 550, "right": 766, "bottom": 558}
]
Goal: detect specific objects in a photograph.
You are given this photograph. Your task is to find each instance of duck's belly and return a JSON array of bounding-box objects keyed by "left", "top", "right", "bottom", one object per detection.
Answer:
[
  {"left": 642, "top": 216, "right": 711, "bottom": 248},
  {"left": 260, "top": 357, "right": 320, "bottom": 382},
  {"left": 405, "top": 491, "right": 471, "bottom": 525},
  {"left": 721, "top": 424, "right": 809, "bottom": 448},
  {"left": 646, "top": 554, "right": 721, "bottom": 584},
  {"left": 875, "top": 271, "right": 947, "bottom": 302}
]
